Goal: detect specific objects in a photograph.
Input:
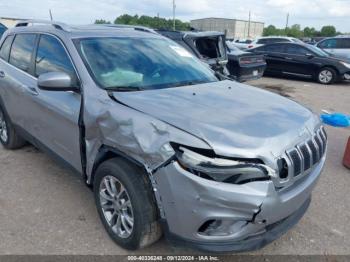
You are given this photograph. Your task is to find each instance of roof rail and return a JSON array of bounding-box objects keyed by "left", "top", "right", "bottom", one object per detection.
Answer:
[
  {"left": 101, "top": 24, "right": 157, "bottom": 34},
  {"left": 15, "top": 19, "right": 70, "bottom": 31}
]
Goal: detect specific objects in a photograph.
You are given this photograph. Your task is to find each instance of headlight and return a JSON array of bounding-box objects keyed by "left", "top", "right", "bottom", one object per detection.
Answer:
[
  {"left": 340, "top": 61, "right": 350, "bottom": 69},
  {"left": 175, "top": 146, "right": 276, "bottom": 184}
]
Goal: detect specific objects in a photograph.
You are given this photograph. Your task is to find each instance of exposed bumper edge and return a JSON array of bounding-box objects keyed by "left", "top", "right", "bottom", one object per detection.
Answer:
[{"left": 163, "top": 197, "right": 311, "bottom": 253}]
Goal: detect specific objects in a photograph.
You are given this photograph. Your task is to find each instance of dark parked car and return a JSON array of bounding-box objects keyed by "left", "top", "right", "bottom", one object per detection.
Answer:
[
  {"left": 226, "top": 43, "right": 266, "bottom": 82},
  {"left": 158, "top": 30, "right": 265, "bottom": 82},
  {"left": 250, "top": 42, "right": 350, "bottom": 84}
]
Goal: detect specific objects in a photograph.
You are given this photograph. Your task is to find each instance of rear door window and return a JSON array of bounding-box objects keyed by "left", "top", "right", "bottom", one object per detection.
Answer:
[
  {"left": 257, "top": 39, "right": 268, "bottom": 44},
  {"left": 35, "top": 34, "right": 76, "bottom": 79},
  {"left": 264, "top": 44, "right": 285, "bottom": 53},
  {"left": 285, "top": 45, "right": 309, "bottom": 55},
  {"left": 0, "top": 35, "right": 14, "bottom": 61},
  {"left": 9, "top": 34, "right": 37, "bottom": 73}
]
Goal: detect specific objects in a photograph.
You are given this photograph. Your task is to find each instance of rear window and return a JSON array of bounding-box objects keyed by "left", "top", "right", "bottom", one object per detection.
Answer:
[
  {"left": 0, "top": 35, "right": 14, "bottom": 61},
  {"left": 9, "top": 34, "right": 36, "bottom": 73},
  {"left": 338, "top": 39, "right": 350, "bottom": 48}
]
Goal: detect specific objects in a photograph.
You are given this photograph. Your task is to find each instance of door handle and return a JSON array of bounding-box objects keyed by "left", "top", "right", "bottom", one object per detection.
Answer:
[
  {"left": 285, "top": 57, "right": 293, "bottom": 60},
  {"left": 0, "top": 71, "right": 5, "bottom": 78},
  {"left": 27, "top": 86, "right": 39, "bottom": 96}
]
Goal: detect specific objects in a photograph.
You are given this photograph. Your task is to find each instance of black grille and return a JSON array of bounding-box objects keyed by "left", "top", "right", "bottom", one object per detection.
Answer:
[
  {"left": 288, "top": 149, "right": 302, "bottom": 176},
  {"left": 299, "top": 144, "right": 311, "bottom": 171},
  {"left": 284, "top": 127, "right": 327, "bottom": 179}
]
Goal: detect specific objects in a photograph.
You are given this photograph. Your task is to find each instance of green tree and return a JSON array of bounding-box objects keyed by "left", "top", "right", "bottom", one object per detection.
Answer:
[
  {"left": 320, "top": 25, "right": 337, "bottom": 37},
  {"left": 95, "top": 19, "right": 111, "bottom": 24},
  {"left": 113, "top": 14, "right": 190, "bottom": 30},
  {"left": 303, "top": 27, "right": 318, "bottom": 37},
  {"left": 286, "top": 24, "right": 303, "bottom": 38},
  {"left": 263, "top": 25, "right": 277, "bottom": 36}
]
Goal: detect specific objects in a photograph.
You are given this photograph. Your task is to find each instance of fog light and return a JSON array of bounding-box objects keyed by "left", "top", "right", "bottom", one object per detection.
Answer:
[
  {"left": 344, "top": 74, "right": 350, "bottom": 80},
  {"left": 198, "top": 220, "right": 247, "bottom": 237}
]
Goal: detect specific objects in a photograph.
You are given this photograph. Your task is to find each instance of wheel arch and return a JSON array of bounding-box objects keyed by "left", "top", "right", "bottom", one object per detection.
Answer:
[
  {"left": 90, "top": 144, "right": 165, "bottom": 219},
  {"left": 89, "top": 145, "right": 146, "bottom": 186},
  {"left": 319, "top": 65, "right": 340, "bottom": 76}
]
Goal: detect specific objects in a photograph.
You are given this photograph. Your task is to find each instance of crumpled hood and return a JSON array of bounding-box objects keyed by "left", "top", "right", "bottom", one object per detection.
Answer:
[{"left": 112, "top": 80, "right": 319, "bottom": 161}]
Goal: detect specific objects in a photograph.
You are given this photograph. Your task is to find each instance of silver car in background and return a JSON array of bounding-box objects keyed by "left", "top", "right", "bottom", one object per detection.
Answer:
[
  {"left": 316, "top": 35, "right": 350, "bottom": 59},
  {"left": 0, "top": 21, "right": 327, "bottom": 252}
]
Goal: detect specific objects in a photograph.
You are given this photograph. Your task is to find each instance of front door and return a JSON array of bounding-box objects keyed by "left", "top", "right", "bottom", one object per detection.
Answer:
[{"left": 29, "top": 34, "right": 82, "bottom": 172}]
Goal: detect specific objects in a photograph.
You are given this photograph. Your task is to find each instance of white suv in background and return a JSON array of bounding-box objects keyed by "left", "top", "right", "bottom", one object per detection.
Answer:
[{"left": 232, "top": 36, "right": 304, "bottom": 50}]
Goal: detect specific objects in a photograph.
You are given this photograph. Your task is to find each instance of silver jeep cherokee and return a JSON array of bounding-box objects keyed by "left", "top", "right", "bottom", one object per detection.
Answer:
[{"left": 0, "top": 21, "right": 327, "bottom": 252}]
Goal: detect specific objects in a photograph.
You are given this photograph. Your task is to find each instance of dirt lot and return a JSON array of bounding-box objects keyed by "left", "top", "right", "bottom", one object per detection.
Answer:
[{"left": 0, "top": 76, "right": 349, "bottom": 255}]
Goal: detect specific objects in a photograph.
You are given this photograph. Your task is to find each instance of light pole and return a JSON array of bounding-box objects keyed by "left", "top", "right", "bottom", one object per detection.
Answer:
[{"left": 173, "top": 0, "right": 176, "bottom": 31}]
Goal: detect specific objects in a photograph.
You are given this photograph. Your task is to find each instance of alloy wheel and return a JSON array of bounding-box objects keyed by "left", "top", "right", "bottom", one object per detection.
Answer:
[
  {"left": 0, "top": 110, "right": 8, "bottom": 143},
  {"left": 99, "top": 176, "right": 134, "bottom": 238},
  {"left": 318, "top": 70, "right": 333, "bottom": 84}
]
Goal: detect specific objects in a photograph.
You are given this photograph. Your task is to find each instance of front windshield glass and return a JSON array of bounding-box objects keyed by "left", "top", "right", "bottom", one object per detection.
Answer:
[
  {"left": 77, "top": 37, "right": 218, "bottom": 90},
  {"left": 307, "top": 45, "right": 330, "bottom": 57}
]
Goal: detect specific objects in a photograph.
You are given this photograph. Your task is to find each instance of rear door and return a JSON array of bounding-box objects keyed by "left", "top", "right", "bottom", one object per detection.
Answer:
[
  {"left": 260, "top": 44, "right": 287, "bottom": 74},
  {"left": 282, "top": 44, "right": 314, "bottom": 77},
  {"left": 0, "top": 33, "right": 38, "bottom": 129}
]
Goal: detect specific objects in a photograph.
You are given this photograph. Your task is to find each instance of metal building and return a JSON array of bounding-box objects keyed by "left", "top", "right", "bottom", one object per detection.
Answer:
[{"left": 190, "top": 18, "right": 264, "bottom": 40}]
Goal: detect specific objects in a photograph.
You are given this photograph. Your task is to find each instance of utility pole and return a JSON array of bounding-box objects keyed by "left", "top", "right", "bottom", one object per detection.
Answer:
[
  {"left": 49, "top": 9, "right": 53, "bottom": 21},
  {"left": 247, "top": 10, "right": 251, "bottom": 38},
  {"left": 157, "top": 12, "right": 160, "bottom": 29},
  {"left": 173, "top": 0, "right": 176, "bottom": 31},
  {"left": 285, "top": 13, "right": 289, "bottom": 30}
]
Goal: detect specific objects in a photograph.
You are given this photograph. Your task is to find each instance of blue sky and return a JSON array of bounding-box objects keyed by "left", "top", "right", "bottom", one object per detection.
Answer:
[{"left": 1, "top": 0, "right": 350, "bottom": 32}]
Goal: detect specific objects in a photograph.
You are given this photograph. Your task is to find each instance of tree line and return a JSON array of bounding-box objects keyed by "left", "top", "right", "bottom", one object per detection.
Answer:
[
  {"left": 263, "top": 24, "right": 340, "bottom": 38},
  {"left": 95, "top": 14, "right": 191, "bottom": 31},
  {"left": 95, "top": 15, "right": 342, "bottom": 38}
]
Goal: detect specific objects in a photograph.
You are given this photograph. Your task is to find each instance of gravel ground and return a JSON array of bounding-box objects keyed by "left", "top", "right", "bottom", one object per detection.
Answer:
[{"left": 0, "top": 76, "right": 349, "bottom": 256}]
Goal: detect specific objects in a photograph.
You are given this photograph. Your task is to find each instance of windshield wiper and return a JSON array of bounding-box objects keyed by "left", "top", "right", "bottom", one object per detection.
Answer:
[
  {"left": 105, "top": 86, "right": 144, "bottom": 92},
  {"left": 171, "top": 80, "right": 210, "bottom": 88}
]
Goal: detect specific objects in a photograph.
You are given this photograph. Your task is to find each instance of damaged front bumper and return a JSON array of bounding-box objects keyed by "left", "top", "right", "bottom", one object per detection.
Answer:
[{"left": 153, "top": 155, "right": 325, "bottom": 252}]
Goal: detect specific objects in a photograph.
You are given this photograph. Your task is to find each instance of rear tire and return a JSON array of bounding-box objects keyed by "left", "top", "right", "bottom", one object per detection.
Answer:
[
  {"left": 0, "top": 105, "right": 26, "bottom": 149},
  {"left": 317, "top": 67, "right": 337, "bottom": 85},
  {"left": 93, "top": 158, "right": 162, "bottom": 250}
]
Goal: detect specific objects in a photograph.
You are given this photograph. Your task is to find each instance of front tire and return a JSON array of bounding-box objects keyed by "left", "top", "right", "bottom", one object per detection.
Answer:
[
  {"left": 317, "top": 67, "right": 337, "bottom": 85},
  {"left": 93, "top": 158, "right": 162, "bottom": 250},
  {"left": 0, "top": 105, "right": 26, "bottom": 149}
]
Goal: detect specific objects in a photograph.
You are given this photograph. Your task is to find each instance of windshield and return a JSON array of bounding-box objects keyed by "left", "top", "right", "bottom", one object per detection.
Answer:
[
  {"left": 307, "top": 45, "right": 330, "bottom": 57},
  {"left": 77, "top": 37, "right": 218, "bottom": 90}
]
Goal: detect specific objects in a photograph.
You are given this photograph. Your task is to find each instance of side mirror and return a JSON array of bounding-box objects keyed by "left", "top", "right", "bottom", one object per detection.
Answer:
[
  {"left": 305, "top": 53, "right": 314, "bottom": 59},
  {"left": 38, "top": 72, "right": 78, "bottom": 92}
]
